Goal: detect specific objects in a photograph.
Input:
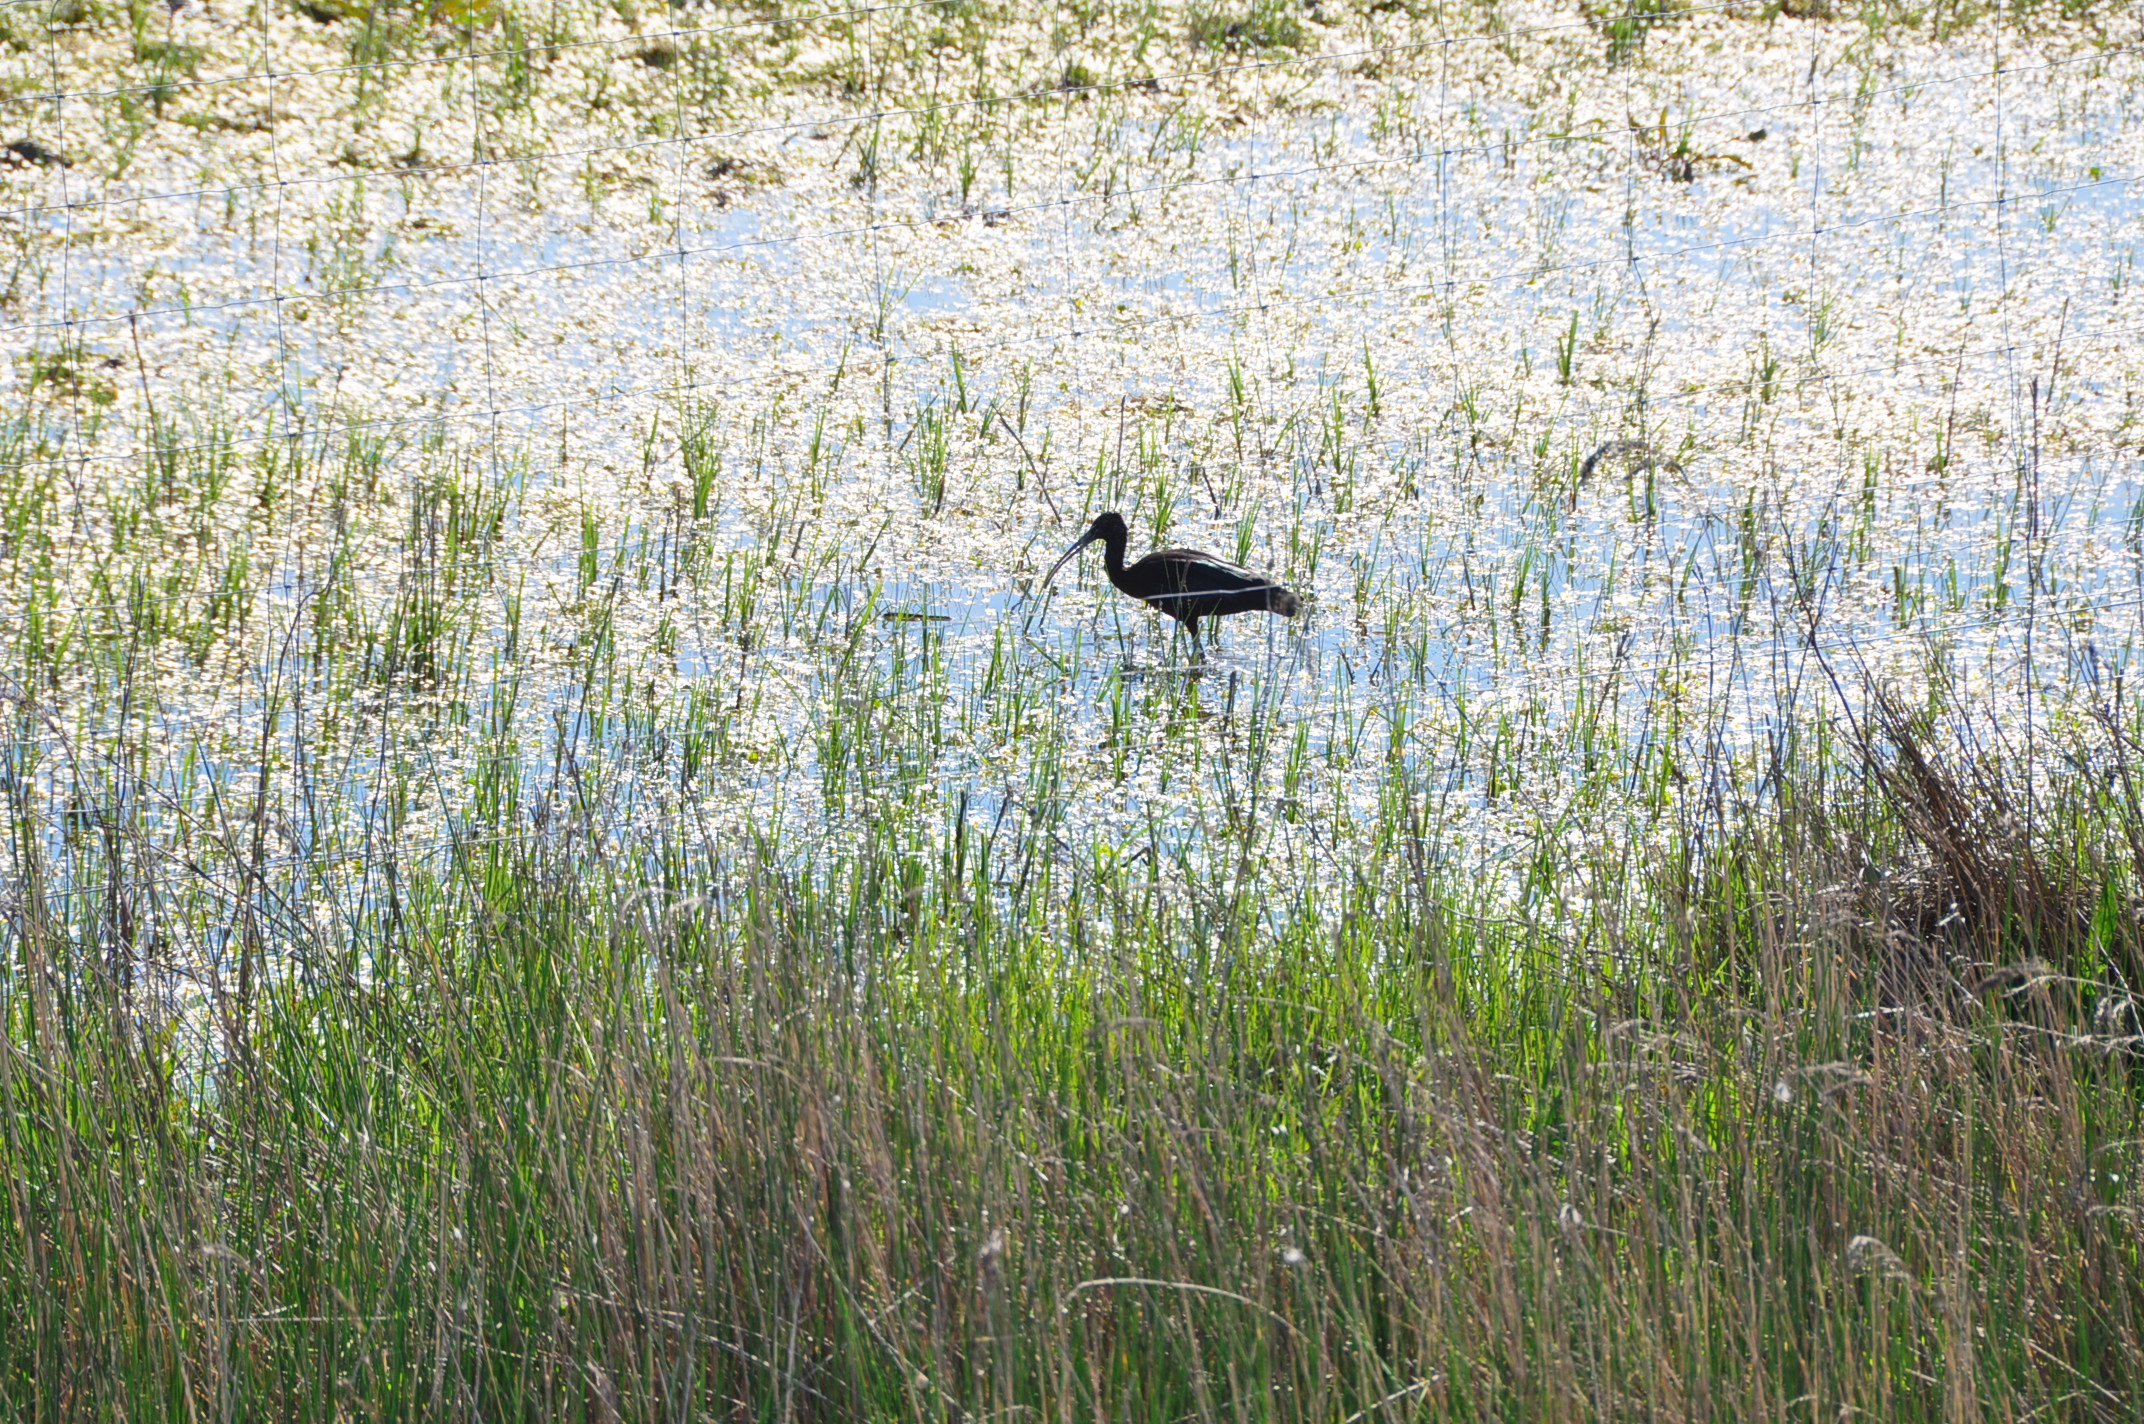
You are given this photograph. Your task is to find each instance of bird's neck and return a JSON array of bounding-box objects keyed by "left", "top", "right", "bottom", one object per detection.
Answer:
[{"left": 1100, "top": 531, "right": 1131, "bottom": 587}]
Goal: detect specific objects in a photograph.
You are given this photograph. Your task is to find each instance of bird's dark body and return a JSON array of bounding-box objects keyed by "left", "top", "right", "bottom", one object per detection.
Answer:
[
  {"left": 1119, "top": 548, "right": 1295, "bottom": 626},
  {"left": 1044, "top": 512, "right": 1301, "bottom": 651}
]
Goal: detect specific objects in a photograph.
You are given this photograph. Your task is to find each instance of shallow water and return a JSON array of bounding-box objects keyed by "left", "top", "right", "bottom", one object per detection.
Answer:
[{"left": 3, "top": 12, "right": 2142, "bottom": 992}]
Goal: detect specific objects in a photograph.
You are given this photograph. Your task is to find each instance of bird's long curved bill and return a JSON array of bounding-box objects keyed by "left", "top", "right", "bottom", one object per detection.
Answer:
[{"left": 1042, "top": 531, "right": 1100, "bottom": 586}]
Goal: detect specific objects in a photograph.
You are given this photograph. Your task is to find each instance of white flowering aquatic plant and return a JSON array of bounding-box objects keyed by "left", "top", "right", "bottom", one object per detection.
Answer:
[{"left": 2, "top": 0, "right": 2142, "bottom": 1416}]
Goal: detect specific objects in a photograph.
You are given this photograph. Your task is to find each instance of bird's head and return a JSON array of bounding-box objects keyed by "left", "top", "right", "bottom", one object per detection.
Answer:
[{"left": 1042, "top": 511, "right": 1128, "bottom": 585}]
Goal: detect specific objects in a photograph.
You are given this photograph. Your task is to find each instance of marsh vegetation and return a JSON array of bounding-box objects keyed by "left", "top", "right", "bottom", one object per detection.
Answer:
[{"left": 2, "top": 0, "right": 2143, "bottom": 1416}]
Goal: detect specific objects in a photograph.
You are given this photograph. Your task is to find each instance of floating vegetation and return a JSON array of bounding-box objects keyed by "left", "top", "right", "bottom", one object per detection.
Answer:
[{"left": 2, "top": 0, "right": 2143, "bottom": 1414}]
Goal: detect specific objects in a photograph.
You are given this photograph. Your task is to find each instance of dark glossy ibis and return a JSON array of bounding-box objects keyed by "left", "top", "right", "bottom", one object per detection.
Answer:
[{"left": 1042, "top": 511, "right": 1302, "bottom": 654}]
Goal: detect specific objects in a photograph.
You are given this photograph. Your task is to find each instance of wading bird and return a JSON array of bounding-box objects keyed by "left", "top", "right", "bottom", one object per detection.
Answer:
[{"left": 1042, "top": 511, "right": 1302, "bottom": 655}]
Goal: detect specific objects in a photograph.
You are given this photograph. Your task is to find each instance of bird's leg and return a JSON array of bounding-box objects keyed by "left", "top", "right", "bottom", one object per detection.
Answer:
[{"left": 1186, "top": 617, "right": 1203, "bottom": 660}]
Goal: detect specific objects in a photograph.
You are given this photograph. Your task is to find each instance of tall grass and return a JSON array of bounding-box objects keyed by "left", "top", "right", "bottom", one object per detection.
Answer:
[
  {"left": 3, "top": 587, "right": 2141, "bottom": 1416},
  {"left": 3, "top": 0, "right": 2142, "bottom": 1411}
]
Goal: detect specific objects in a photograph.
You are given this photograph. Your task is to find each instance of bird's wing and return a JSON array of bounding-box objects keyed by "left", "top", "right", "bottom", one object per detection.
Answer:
[{"left": 1144, "top": 549, "right": 1278, "bottom": 597}]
